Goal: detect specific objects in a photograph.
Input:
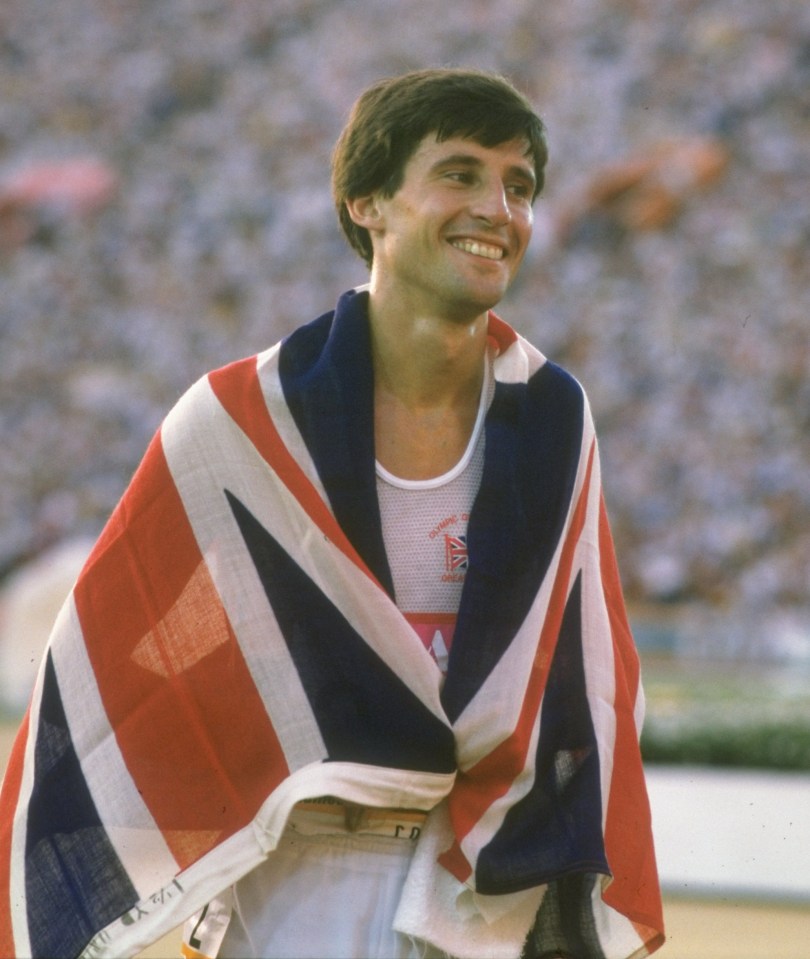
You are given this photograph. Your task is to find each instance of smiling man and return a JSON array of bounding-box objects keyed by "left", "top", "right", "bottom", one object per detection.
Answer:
[
  {"left": 181, "top": 68, "right": 662, "bottom": 959},
  {"left": 0, "top": 70, "right": 663, "bottom": 959}
]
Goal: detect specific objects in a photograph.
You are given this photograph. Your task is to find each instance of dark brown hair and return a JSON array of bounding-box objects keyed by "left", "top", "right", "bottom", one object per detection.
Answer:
[{"left": 331, "top": 68, "right": 548, "bottom": 266}]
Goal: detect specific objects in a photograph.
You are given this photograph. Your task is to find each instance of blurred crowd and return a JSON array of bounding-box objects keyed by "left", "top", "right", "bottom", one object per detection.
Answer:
[{"left": 1, "top": 0, "right": 808, "bottom": 652}]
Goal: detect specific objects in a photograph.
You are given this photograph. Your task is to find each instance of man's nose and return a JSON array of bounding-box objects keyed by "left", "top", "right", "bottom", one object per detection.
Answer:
[{"left": 471, "top": 179, "right": 512, "bottom": 225}]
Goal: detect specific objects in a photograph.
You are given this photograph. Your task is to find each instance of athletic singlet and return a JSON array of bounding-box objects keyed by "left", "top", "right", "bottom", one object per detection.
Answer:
[{"left": 376, "top": 355, "right": 493, "bottom": 673}]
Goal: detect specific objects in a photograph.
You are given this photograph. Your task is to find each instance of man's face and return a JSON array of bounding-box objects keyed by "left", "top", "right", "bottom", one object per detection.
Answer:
[{"left": 361, "top": 134, "right": 536, "bottom": 322}]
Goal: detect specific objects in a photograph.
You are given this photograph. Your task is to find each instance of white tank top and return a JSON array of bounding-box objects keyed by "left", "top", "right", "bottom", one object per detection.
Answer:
[{"left": 376, "top": 356, "right": 493, "bottom": 672}]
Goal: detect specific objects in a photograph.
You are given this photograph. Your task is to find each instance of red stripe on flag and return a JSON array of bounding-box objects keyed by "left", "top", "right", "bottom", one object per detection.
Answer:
[
  {"left": 440, "top": 442, "right": 596, "bottom": 877},
  {"left": 208, "top": 357, "right": 384, "bottom": 589},
  {"left": 75, "top": 431, "right": 288, "bottom": 870},
  {"left": 598, "top": 495, "right": 665, "bottom": 937},
  {"left": 0, "top": 711, "right": 30, "bottom": 958},
  {"left": 437, "top": 839, "right": 473, "bottom": 884},
  {"left": 486, "top": 311, "right": 519, "bottom": 355}
]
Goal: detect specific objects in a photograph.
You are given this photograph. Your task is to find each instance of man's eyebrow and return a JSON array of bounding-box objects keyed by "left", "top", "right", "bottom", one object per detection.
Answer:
[
  {"left": 430, "top": 153, "right": 536, "bottom": 189},
  {"left": 431, "top": 153, "right": 482, "bottom": 171}
]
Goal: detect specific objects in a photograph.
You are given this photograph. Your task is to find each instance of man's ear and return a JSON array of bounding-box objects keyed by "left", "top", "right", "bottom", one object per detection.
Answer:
[{"left": 344, "top": 194, "right": 384, "bottom": 231}]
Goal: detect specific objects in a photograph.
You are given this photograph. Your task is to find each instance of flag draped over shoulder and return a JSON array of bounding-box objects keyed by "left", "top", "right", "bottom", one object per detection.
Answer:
[{"left": 0, "top": 288, "right": 664, "bottom": 959}]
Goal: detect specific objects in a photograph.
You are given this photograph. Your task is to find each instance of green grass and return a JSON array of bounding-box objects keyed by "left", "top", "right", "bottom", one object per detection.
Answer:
[{"left": 640, "top": 653, "right": 810, "bottom": 771}]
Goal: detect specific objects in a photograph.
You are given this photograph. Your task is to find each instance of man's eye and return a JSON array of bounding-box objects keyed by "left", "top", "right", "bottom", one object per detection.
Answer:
[
  {"left": 446, "top": 171, "right": 474, "bottom": 184},
  {"left": 507, "top": 183, "right": 531, "bottom": 199}
]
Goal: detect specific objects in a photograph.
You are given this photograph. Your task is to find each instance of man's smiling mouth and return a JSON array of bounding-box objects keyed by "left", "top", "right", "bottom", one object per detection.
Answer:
[{"left": 449, "top": 239, "right": 505, "bottom": 261}]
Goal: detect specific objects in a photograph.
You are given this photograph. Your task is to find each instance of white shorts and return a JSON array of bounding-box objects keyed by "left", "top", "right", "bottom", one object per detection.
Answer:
[{"left": 215, "top": 827, "right": 445, "bottom": 959}]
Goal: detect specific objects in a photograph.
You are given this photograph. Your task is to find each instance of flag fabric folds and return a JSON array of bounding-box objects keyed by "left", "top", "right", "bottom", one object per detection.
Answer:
[{"left": 0, "top": 288, "right": 664, "bottom": 959}]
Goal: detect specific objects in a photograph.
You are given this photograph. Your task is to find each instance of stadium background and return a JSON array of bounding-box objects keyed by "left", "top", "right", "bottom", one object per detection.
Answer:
[{"left": 1, "top": 1, "right": 809, "bottom": 955}]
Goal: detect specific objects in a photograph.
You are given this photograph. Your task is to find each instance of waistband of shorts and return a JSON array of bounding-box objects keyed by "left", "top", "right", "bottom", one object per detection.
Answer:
[{"left": 289, "top": 797, "right": 428, "bottom": 840}]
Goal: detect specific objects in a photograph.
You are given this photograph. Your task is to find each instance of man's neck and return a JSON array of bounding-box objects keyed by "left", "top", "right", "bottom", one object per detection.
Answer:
[
  {"left": 366, "top": 287, "right": 490, "bottom": 481},
  {"left": 366, "top": 288, "right": 489, "bottom": 411}
]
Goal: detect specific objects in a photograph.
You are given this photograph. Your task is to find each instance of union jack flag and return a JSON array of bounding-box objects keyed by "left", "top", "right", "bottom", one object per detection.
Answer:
[
  {"left": 444, "top": 534, "right": 468, "bottom": 572},
  {"left": 0, "top": 290, "right": 663, "bottom": 959}
]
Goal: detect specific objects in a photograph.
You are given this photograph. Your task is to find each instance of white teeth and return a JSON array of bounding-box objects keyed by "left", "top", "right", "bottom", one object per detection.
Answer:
[{"left": 451, "top": 239, "right": 504, "bottom": 260}]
